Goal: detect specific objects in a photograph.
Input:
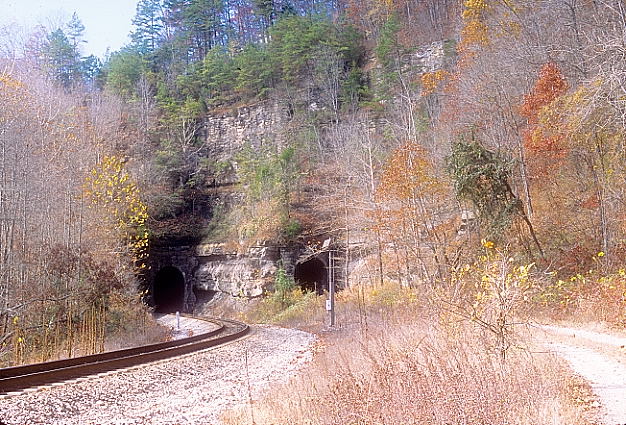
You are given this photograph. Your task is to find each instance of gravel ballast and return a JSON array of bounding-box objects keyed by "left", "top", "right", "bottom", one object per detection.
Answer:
[{"left": 0, "top": 325, "right": 315, "bottom": 425}]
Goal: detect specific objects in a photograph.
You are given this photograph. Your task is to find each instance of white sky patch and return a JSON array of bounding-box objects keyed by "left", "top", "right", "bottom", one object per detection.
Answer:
[{"left": 0, "top": 0, "right": 137, "bottom": 58}]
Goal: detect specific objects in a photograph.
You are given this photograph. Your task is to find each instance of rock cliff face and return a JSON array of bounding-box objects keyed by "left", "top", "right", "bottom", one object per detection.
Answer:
[
  {"left": 149, "top": 242, "right": 304, "bottom": 311},
  {"left": 193, "top": 244, "right": 282, "bottom": 298},
  {"left": 411, "top": 40, "right": 446, "bottom": 72},
  {"left": 204, "top": 102, "right": 292, "bottom": 161},
  {"left": 149, "top": 103, "right": 297, "bottom": 307},
  {"left": 200, "top": 41, "right": 448, "bottom": 164}
]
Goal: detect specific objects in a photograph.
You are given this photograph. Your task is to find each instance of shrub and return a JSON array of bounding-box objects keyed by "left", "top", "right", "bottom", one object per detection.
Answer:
[
  {"left": 243, "top": 267, "right": 322, "bottom": 325},
  {"left": 538, "top": 253, "right": 626, "bottom": 324}
]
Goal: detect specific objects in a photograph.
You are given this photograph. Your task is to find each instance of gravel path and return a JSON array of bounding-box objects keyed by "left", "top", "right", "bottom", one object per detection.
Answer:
[
  {"left": 541, "top": 325, "right": 626, "bottom": 348},
  {"left": 0, "top": 325, "right": 315, "bottom": 425},
  {"left": 541, "top": 325, "right": 626, "bottom": 424}
]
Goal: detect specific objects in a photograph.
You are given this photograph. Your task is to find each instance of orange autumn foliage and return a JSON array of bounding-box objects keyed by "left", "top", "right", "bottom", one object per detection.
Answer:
[
  {"left": 376, "top": 141, "right": 442, "bottom": 203},
  {"left": 521, "top": 63, "right": 569, "bottom": 174},
  {"left": 371, "top": 142, "right": 454, "bottom": 281},
  {"left": 521, "top": 63, "right": 569, "bottom": 123}
]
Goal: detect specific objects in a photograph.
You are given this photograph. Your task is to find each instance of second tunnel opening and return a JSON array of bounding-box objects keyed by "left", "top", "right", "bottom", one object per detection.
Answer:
[{"left": 294, "top": 257, "right": 327, "bottom": 295}]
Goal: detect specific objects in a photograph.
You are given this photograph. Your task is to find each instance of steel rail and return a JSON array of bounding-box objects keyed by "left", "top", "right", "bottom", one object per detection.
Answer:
[{"left": 0, "top": 316, "right": 249, "bottom": 395}]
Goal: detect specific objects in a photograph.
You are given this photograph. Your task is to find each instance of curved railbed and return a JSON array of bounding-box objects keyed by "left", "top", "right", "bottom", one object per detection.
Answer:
[{"left": 0, "top": 316, "right": 249, "bottom": 394}]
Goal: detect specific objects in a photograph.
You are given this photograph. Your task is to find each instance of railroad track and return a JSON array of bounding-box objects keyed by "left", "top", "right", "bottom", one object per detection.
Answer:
[{"left": 0, "top": 316, "right": 249, "bottom": 395}]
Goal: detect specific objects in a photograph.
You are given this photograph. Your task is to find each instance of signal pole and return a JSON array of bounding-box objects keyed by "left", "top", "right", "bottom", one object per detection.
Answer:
[{"left": 328, "top": 249, "right": 335, "bottom": 327}]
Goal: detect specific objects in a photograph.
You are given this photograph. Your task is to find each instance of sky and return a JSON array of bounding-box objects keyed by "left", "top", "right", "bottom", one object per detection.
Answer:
[{"left": 0, "top": 0, "right": 137, "bottom": 58}]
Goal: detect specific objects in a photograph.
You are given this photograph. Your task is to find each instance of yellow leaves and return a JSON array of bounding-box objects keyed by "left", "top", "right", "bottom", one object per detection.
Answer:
[
  {"left": 0, "top": 73, "right": 34, "bottom": 112},
  {"left": 0, "top": 74, "right": 26, "bottom": 92},
  {"left": 376, "top": 0, "right": 394, "bottom": 8},
  {"left": 553, "top": 79, "right": 620, "bottom": 149},
  {"left": 458, "top": 0, "right": 521, "bottom": 55},
  {"left": 481, "top": 239, "right": 495, "bottom": 249},
  {"left": 421, "top": 70, "right": 450, "bottom": 96},
  {"left": 453, "top": 250, "right": 536, "bottom": 314},
  {"left": 496, "top": 20, "right": 521, "bottom": 38},
  {"left": 458, "top": 0, "right": 491, "bottom": 52},
  {"left": 377, "top": 141, "right": 443, "bottom": 202},
  {"left": 568, "top": 273, "right": 585, "bottom": 284},
  {"left": 84, "top": 155, "right": 149, "bottom": 262},
  {"left": 597, "top": 251, "right": 605, "bottom": 257},
  {"left": 460, "top": 20, "right": 489, "bottom": 47},
  {"left": 516, "top": 263, "right": 534, "bottom": 276},
  {"left": 463, "top": 0, "right": 488, "bottom": 16},
  {"left": 0, "top": 74, "right": 21, "bottom": 87},
  {"left": 543, "top": 266, "right": 626, "bottom": 321}
]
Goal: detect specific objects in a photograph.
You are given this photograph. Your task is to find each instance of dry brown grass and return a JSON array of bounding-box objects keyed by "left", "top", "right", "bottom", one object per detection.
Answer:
[
  {"left": 218, "top": 273, "right": 597, "bottom": 425},
  {"left": 223, "top": 301, "right": 589, "bottom": 425},
  {"left": 103, "top": 317, "right": 170, "bottom": 352}
]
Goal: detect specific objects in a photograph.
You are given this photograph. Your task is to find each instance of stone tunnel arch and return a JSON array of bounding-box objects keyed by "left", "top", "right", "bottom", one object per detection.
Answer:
[
  {"left": 294, "top": 256, "right": 328, "bottom": 295},
  {"left": 153, "top": 266, "right": 186, "bottom": 313}
]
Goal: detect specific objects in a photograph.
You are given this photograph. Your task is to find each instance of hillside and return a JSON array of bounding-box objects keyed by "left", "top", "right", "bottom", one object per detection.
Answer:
[
  {"left": 2, "top": 0, "right": 626, "bottom": 423},
  {"left": 99, "top": 0, "right": 626, "bottom": 276}
]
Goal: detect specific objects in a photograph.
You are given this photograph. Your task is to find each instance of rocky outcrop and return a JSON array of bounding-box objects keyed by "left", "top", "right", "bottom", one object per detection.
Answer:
[
  {"left": 149, "top": 241, "right": 333, "bottom": 310},
  {"left": 411, "top": 40, "right": 447, "bottom": 72},
  {"left": 193, "top": 244, "right": 282, "bottom": 298},
  {"left": 204, "top": 102, "right": 292, "bottom": 161}
]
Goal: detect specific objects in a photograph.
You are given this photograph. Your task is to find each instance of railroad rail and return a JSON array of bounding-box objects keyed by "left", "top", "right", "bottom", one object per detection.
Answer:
[{"left": 0, "top": 316, "right": 249, "bottom": 395}]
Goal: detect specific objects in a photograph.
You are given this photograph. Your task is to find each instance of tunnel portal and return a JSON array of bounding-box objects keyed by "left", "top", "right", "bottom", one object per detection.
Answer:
[
  {"left": 153, "top": 266, "right": 185, "bottom": 313},
  {"left": 294, "top": 257, "right": 327, "bottom": 295}
]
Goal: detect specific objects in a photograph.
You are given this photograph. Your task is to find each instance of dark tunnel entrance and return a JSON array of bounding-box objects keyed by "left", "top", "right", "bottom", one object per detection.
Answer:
[
  {"left": 294, "top": 257, "right": 328, "bottom": 295},
  {"left": 153, "top": 266, "right": 185, "bottom": 313}
]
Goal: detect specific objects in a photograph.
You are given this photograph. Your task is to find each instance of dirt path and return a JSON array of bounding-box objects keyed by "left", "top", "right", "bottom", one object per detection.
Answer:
[{"left": 540, "top": 324, "right": 626, "bottom": 424}]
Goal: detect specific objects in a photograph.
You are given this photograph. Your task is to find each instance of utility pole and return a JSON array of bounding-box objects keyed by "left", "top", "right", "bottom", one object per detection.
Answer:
[{"left": 327, "top": 249, "right": 336, "bottom": 327}]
